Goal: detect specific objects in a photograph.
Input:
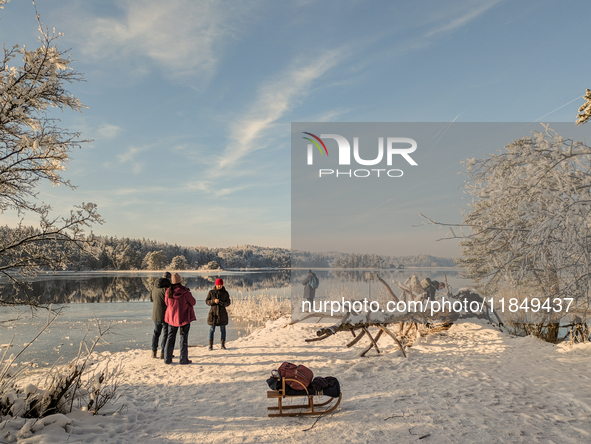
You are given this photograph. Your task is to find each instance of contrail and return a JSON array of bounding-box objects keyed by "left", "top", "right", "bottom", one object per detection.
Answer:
[
  {"left": 420, "top": 112, "right": 463, "bottom": 162},
  {"left": 534, "top": 95, "right": 583, "bottom": 122}
]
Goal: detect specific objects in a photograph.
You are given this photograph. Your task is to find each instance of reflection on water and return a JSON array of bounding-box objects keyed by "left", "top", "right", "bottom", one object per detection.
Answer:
[
  {"left": 0, "top": 268, "right": 469, "bottom": 367},
  {"left": 0, "top": 270, "right": 291, "bottom": 304}
]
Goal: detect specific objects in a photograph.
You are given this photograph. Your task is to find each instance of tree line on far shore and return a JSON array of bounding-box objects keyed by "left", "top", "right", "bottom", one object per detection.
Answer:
[
  {"left": 294, "top": 251, "right": 456, "bottom": 269},
  {"left": 0, "top": 226, "right": 455, "bottom": 272}
]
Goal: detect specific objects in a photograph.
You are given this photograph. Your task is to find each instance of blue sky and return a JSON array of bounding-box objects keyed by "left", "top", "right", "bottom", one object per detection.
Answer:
[{"left": 1, "top": 0, "right": 589, "bottom": 255}]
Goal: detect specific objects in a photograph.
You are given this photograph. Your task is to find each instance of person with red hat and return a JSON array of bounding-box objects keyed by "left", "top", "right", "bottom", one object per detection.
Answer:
[
  {"left": 206, "top": 278, "right": 232, "bottom": 350},
  {"left": 164, "top": 273, "right": 196, "bottom": 365}
]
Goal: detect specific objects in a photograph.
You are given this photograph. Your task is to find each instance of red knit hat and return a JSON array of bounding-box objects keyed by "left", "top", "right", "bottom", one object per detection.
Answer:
[{"left": 215, "top": 278, "right": 223, "bottom": 286}]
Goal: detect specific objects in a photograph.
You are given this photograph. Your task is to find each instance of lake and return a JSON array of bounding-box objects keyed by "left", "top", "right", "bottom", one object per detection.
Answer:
[{"left": 0, "top": 269, "right": 470, "bottom": 366}]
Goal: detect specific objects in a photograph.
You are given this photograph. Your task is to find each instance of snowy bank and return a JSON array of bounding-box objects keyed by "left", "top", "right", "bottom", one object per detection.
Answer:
[{"left": 2, "top": 318, "right": 591, "bottom": 443}]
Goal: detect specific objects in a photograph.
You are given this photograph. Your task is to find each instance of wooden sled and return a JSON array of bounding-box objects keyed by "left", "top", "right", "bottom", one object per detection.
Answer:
[{"left": 267, "top": 378, "right": 342, "bottom": 417}]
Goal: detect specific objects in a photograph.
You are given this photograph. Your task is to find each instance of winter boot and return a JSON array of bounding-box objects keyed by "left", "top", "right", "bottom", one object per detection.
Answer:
[
  {"left": 209, "top": 340, "right": 213, "bottom": 351},
  {"left": 160, "top": 351, "right": 165, "bottom": 359},
  {"left": 221, "top": 340, "right": 226, "bottom": 350},
  {"left": 151, "top": 350, "right": 157, "bottom": 359}
]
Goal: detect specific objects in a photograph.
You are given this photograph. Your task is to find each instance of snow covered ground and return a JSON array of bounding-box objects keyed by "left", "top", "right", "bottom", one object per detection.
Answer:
[{"left": 2, "top": 318, "right": 591, "bottom": 443}]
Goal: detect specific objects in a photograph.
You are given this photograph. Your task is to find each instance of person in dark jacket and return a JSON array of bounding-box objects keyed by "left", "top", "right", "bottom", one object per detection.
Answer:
[
  {"left": 302, "top": 269, "right": 318, "bottom": 302},
  {"left": 206, "top": 278, "right": 231, "bottom": 350},
  {"left": 421, "top": 278, "right": 446, "bottom": 300},
  {"left": 150, "top": 272, "right": 171, "bottom": 359},
  {"left": 164, "top": 273, "right": 196, "bottom": 365}
]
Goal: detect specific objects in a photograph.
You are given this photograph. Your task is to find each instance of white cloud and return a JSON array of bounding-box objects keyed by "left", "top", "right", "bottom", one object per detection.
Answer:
[
  {"left": 312, "top": 107, "right": 352, "bottom": 122},
  {"left": 209, "top": 1, "right": 497, "bottom": 173},
  {"left": 185, "top": 179, "right": 258, "bottom": 198},
  {"left": 187, "top": 181, "right": 211, "bottom": 192},
  {"left": 424, "top": 0, "right": 502, "bottom": 38},
  {"left": 112, "top": 186, "right": 166, "bottom": 196},
  {"left": 117, "top": 145, "right": 149, "bottom": 173},
  {"left": 217, "top": 48, "right": 345, "bottom": 170},
  {"left": 76, "top": 0, "right": 246, "bottom": 81},
  {"left": 96, "top": 123, "right": 123, "bottom": 140},
  {"left": 212, "top": 184, "right": 253, "bottom": 198}
]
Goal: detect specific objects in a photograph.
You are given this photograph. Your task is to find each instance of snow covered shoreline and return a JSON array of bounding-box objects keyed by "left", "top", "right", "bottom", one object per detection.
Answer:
[{"left": 2, "top": 318, "right": 591, "bottom": 443}]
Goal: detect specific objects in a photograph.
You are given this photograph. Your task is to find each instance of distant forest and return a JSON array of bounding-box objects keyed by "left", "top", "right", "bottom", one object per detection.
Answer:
[
  {"left": 1, "top": 226, "right": 456, "bottom": 270},
  {"left": 293, "top": 251, "right": 456, "bottom": 268}
]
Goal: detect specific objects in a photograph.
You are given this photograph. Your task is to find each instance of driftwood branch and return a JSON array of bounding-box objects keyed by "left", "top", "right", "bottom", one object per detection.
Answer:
[
  {"left": 305, "top": 333, "right": 332, "bottom": 342},
  {"left": 360, "top": 328, "right": 383, "bottom": 357},
  {"left": 299, "top": 279, "right": 504, "bottom": 358},
  {"left": 395, "top": 281, "right": 424, "bottom": 302},
  {"left": 346, "top": 328, "right": 366, "bottom": 347},
  {"left": 404, "top": 322, "right": 416, "bottom": 336},
  {"left": 443, "top": 272, "right": 453, "bottom": 297},
  {"left": 375, "top": 273, "right": 399, "bottom": 303},
  {"left": 378, "top": 325, "right": 407, "bottom": 358},
  {"left": 287, "top": 313, "right": 344, "bottom": 327}
]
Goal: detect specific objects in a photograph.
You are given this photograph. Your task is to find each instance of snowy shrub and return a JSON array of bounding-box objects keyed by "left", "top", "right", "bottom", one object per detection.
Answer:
[
  {"left": 81, "top": 361, "right": 122, "bottom": 415},
  {"left": 227, "top": 293, "right": 291, "bottom": 323},
  {"left": 493, "top": 284, "right": 581, "bottom": 343},
  {"left": 0, "top": 361, "right": 121, "bottom": 419},
  {"left": 0, "top": 317, "right": 121, "bottom": 418}
]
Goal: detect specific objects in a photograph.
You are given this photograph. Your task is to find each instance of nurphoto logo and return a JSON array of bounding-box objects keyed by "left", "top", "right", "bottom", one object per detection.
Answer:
[{"left": 303, "top": 132, "right": 418, "bottom": 178}]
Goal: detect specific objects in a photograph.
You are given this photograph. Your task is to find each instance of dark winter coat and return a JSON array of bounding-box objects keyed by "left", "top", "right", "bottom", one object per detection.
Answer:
[
  {"left": 302, "top": 271, "right": 318, "bottom": 301},
  {"left": 425, "top": 280, "right": 440, "bottom": 300},
  {"left": 164, "top": 284, "right": 196, "bottom": 327},
  {"left": 206, "top": 287, "right": 231, "bottom": 326},
  {"left": 150, "top": 277, "right": 171, "bottom": 322}
]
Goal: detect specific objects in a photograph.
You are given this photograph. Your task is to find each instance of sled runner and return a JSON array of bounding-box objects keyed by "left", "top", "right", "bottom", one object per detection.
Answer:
[{"left": 267, "top": 377, "right": 342, "bottom": 417}]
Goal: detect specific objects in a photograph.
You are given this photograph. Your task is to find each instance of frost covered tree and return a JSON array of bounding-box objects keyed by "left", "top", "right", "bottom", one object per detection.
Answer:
[
  {"left": 204, "top": 260, "right": 220, "bottom": 270},
  {"left": 143, "top": 251, "right": 167, "bottom": 270},
  {"left": 100, "top": 238, "right": 141, "bottom": 270},
  {"left": 0, "top": 2, "right": 102, "bottom": 305},
  {"left": 459, "top": 126, "right": 591, "bottom": 296},
  {"left": 170, "top": 255, "right": 189, "bottom": 270},
  {"left": 576, "top": 88, "right": 591, "bottom": 125},
  {"left": 425, "top": 125, "right": 591, "bottom": 340}
]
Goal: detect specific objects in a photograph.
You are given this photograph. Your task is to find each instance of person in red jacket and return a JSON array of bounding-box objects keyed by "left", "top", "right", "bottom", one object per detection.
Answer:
[{"left": 164, "top": 273, "right": 196, "bottom": 365}]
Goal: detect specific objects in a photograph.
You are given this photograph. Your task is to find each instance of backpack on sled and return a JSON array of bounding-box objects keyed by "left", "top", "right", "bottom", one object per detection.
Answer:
[{"left": 277, "top": 362, "right": 314, "bottom": 391}]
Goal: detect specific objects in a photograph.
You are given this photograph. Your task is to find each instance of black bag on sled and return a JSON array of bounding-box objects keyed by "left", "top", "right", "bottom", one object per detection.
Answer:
[
  {"left": 310, "top": 376, "right": 340, "bottom": 398},
  {"left": 266, "top": 377, "right": 309, "bottom": 396}
]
